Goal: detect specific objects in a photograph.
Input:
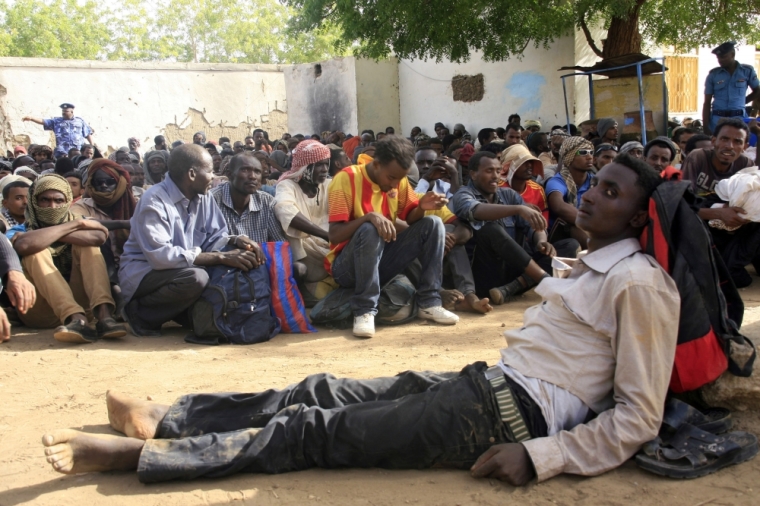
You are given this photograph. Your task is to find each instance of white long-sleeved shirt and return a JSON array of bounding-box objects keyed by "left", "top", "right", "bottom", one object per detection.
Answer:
[{"left": 500, "top": 238, "right": 680, "bottom": 481}]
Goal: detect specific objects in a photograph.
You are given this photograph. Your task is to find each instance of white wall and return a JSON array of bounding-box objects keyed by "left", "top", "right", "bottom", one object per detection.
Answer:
[
  {"left": 0, "top": 58, "right": 287, "bottom": 153},
  {"left": 284, "top": 57, "right": 358, "bottom": 136},
  {"left": 355, "top": 58, "right": 400, "bottom": 134},
  {"left": 398, "top": 41, "right": 576, "bottom": 138},
  {"left": 572, "top": 23, "right": 607, "bottom": 125}
]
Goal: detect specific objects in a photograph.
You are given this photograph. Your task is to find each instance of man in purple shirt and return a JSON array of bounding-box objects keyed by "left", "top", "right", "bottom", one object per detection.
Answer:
[{"left": 118, "top": 144, "right": 265, "bottom": 337}]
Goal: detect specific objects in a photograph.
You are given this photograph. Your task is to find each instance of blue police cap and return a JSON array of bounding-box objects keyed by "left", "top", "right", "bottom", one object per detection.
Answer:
[
  {"left": 59, "top": 103, "right": 75, "bottom": 109},
  {"left": 712, "top": 42, "right": 737, "bottom": 55}
]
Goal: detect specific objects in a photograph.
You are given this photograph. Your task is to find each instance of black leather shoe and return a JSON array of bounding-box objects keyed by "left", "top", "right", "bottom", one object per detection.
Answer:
[
  {"left": 122, "top": 301, "right": 161, "bottom": 338},
  {"left": 53, "top": 320, "right": 97, "bottom": 344},
  {"left": 96, "top": 318, "right": 127, "bottom": 339}
]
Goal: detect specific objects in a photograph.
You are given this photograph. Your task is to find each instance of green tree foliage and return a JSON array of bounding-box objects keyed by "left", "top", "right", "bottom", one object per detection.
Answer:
[
  {"left": 640, "top": 0, "right": 760, "bottom": 53},
  {"left": 0, "top": 0, "right": 109, "bottom": 59},
  {"left": 107, "top": 0, "right": 158, "bottom": 61},
  {"left": 0, "top": 0, "right": 348, "bottom": 63},
  {"left": 286, "top": 0, "right": 760, "bottom": 62}
]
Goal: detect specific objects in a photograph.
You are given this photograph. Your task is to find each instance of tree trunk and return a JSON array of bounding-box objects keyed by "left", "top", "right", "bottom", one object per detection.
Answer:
[{"left": 602, "top": 0, "right": 646, "bottom": 59}]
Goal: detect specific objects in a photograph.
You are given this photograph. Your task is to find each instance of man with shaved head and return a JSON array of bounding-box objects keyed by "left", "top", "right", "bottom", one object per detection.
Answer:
[{"left": 118, "top": 144, "right": 264, "bottom": 337}]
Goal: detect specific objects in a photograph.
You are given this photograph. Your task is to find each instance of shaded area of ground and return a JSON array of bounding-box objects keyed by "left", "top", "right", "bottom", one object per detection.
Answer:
[{"left": 1, "top": 286, "right": 759, "bottom": 505}]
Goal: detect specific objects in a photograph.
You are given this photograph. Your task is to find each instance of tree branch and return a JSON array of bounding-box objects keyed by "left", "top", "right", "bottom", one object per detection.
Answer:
[
  {"left": 579, "top": 12, "right": 603, "bottom": 58},
  {"left": 519, "top": 37, "right": 532, "bottom": 54}
]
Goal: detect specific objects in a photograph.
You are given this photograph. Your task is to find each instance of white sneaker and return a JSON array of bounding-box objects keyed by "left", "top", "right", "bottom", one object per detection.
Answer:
[
  {"left": 418, "top": 306, "right": 459, "bottom": 325},
  {"left": 353, "top": 313, "right": 375, "bottom": 338}
]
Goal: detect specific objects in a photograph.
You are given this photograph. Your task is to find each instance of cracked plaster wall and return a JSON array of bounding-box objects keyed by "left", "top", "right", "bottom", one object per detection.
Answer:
[{"left": 0, "top": 58, "right": 288, "bottom": 153}]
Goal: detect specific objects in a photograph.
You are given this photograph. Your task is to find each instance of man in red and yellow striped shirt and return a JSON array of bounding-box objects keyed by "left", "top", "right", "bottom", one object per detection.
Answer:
[{"left": 326, "top": 136, "right": 459, "bottom": 337}]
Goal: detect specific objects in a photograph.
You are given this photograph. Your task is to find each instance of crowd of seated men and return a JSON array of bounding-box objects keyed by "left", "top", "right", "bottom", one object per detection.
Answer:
[{"left": 1, "top": 113, "right": 758, "bottom": 341}]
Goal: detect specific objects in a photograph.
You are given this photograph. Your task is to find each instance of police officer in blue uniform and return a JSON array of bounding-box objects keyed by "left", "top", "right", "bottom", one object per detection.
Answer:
[
  {"left": 22, "top": 103, "right": 95, "bottom": 158},
  {"left": 702, "top": 41, "right": 760, "bottom": 135}
]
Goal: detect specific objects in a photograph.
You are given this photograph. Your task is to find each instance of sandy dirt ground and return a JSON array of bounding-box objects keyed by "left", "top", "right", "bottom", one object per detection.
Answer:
[{"left": 1, "top": 285, "right": 759, "bottom": 506}]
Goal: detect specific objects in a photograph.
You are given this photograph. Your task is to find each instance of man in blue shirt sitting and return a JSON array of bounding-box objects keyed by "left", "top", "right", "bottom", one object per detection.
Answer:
[
  {"left": 452, "top": 152, "right": 578, "bottom": 305},
  {"left": 414, "top": 147, "right": 460, "bottom": 198},
  {"left": 118, "top": 144, "right": 264, "bottom": 337},
  {"left": 545, "top": 137, "right": 596, "bottom": 247}
]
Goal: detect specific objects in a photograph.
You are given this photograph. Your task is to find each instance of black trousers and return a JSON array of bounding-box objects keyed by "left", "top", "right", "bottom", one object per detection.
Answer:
[
  {"left": 405, "top": 244, "right": 477, "bottom": 296},
  {"left": 711, "top": 223, "right": 760, "bottom": 288},
  {"left": 471, "top": 222, "right": 579, "bottom": 298},
  {"left": 137, "top": 362, "right": 546, "bottom": 483},
  {"left": 128, "top": 267, "right": 209, "bottom": 327}
]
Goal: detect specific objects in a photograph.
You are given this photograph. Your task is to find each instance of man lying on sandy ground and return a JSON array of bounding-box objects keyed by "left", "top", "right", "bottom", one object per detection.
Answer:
[{"left": 42, "top": 155, "right": 680, "bottom": 484}]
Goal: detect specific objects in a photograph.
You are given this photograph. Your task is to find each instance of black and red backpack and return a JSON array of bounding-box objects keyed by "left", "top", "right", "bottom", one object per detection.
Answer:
[{"left": 640, "top": 181, "right": 756, "bottom": 393}]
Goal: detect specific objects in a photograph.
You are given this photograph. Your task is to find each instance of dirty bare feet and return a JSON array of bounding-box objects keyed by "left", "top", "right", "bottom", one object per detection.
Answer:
[
  {"left": 441, "top": 289, "right": 465, "bottom": 311},
  {"left": 106, "top": 391, "right": 169, "bottom": 440},
  {"left": 42, "top": 429, "right": 143, "bottom": 474},
  {"left": 455, "top": 293, "right": 493, "bottom": 314}
]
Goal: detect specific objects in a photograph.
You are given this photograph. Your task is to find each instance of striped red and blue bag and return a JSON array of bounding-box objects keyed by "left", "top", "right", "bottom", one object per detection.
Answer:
[{"left": 262, "top": 242, "right": 317, "bottom": 333}]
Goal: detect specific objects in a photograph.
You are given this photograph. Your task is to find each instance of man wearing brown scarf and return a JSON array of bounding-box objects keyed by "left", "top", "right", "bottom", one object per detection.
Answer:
[
  {"left": 9, "top": 174, "right": 126, "bottom": 343},
  {"left": 72, "top": 159, "right": 137, "bottom": 315},
  {"left": 72, "top": 159, "right": 135, "bottom": 263}
]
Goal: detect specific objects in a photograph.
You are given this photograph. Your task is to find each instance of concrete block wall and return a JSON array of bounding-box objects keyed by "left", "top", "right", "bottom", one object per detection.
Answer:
[{"left": 0, "top": 58, "right": 288, "bottom": 153}]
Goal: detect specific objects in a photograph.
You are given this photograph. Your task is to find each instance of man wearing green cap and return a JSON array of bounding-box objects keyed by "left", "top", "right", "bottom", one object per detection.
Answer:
[
  {"left": 22, "top": 103, "right": 94, "bottom": 158},
  {"left": 701, "top": 42, "right": 759, "bottom": 135}
]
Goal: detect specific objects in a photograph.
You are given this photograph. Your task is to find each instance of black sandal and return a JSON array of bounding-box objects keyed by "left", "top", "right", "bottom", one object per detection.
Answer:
[
  {"left": 635, "top": 423, "right": 758, "bottom": 479},
  {"left": 664, "top": 398, "right": 732, "bottom": 434}
]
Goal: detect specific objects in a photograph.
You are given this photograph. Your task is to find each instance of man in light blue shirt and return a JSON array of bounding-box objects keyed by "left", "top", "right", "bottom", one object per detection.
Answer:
[
  {"left": 414, "top": 146, "right": 459, "bottom": 199},
  {"left": 22, "top": 103, "right": 94, "bottom": 158},
  {"left": 118, "top": 144, "right": 264, "bottom": 337},
  {"left": 702, "top": 41, "right": 759, "bottom": 135}
]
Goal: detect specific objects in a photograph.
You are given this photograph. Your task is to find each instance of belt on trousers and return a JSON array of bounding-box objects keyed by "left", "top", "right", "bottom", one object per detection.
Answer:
[
  {"left": 713, "top": 109, "right": 745, "bottom": 117},
  {"left": 484, "top": 366, "right": 531, "bottom": 442}
]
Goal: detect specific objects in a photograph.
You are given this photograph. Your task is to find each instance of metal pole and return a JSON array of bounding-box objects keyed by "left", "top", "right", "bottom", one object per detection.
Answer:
[
  {"left": 660, "top": 57, "right": 668, "bottom": 135},
  {"left": 636, "top": 62, "right": 647, "bottom": 144},
  {"left": 562, "top": 76, "right": 571, "bottom": 131},
  {"left": 588, "top": 75, "right": 595, "bottom": 119}
]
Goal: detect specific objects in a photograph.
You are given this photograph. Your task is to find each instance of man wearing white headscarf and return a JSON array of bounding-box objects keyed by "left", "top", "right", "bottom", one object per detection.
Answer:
[
  {"left": 13, "top": 167, "right": 37, "bottom": 182},
  {"left": 539, "top": 129, "right": 570, "bottom": 179}
]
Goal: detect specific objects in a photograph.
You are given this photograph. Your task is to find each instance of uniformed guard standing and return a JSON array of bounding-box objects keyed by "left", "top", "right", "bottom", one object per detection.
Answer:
[
  {"left": 22, "top": 103, "right": 95, "bottom": 159},
  {"left": 701, "top": 41, "right": 760, "bottom": 135}
]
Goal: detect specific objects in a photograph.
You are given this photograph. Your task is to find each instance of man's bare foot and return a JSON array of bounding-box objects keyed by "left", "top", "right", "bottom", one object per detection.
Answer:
[
  {"left": 441, "top": 289, "right": 465, "bottom": 311},
  {"left": 455, "top": 293, "right": 493, "bottom": 314},
  {"left": 42, "top": 429, "right": 143, "bottom": 474},
  {"left": 0, "top": 307, "right": 11, "bottom": 342},
  {"left": 106, "top": 391, "right": 169, "bottom": 440}
]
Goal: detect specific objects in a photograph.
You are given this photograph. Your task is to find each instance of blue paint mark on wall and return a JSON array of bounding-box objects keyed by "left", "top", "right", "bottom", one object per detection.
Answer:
[{"left": 506, "top": 72, "right": 545, "bottom": 114}]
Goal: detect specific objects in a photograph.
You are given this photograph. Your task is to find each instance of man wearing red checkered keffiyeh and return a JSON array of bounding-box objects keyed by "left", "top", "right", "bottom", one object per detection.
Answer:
[
  {"left": 273, "top": 139, "right": 334, "bottom": 298},
  {"left": 278, "top": 140, "right": 331, "bottom": 184}
]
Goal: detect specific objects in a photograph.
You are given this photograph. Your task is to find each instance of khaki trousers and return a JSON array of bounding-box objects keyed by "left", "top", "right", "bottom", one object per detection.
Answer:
[{"left": 19, "top": 245, "right": 114, "bottom": 328}]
